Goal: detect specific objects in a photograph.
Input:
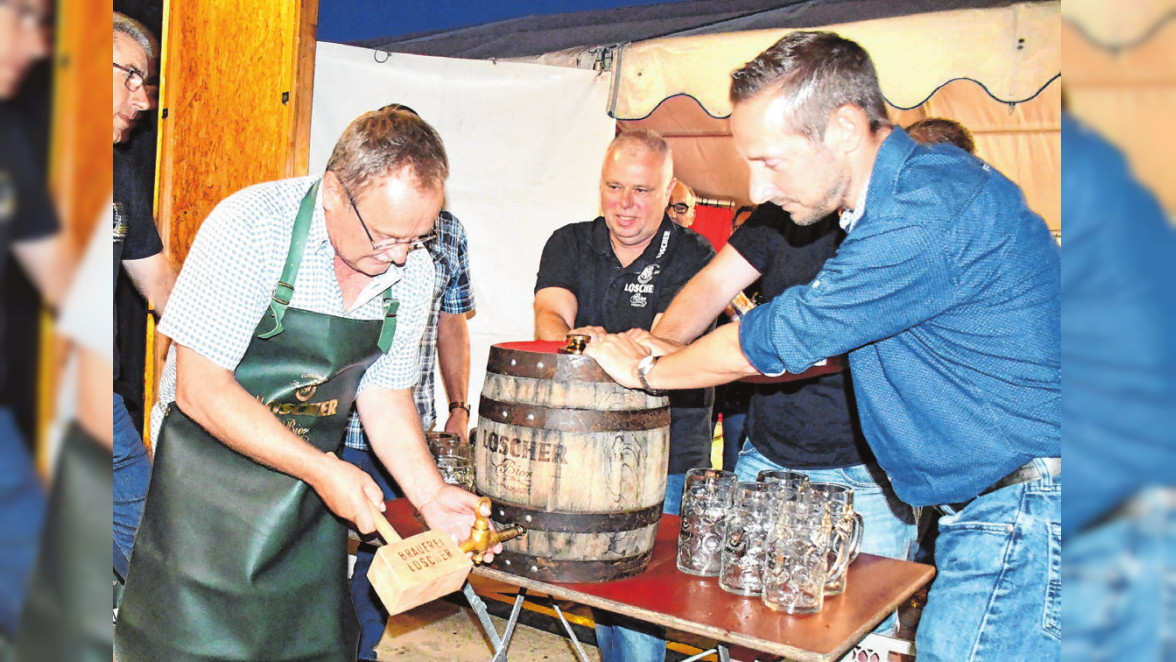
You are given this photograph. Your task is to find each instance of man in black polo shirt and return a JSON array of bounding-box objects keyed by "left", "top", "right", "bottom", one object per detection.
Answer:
[
  {"left": 652, "top": 202, "right": 917, "bottom": 636},
  {"left": 533, "top": 129, "right": 714, "bottom": 662},
  {"left": 112, "top": 12, "right": 176, "bottom": 581}
]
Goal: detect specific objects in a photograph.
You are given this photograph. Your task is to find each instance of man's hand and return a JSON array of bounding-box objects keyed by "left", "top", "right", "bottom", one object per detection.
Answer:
[
  {"left": 308, "top": 452, "right": 387, "bottom": 535},
  {"left": 418, "top": 485, "right": 503, "bottom": 562},
  {"left": 568, "top": 325, "right": 608, "bottom": 343},
  {"left": 443, "top": 407, "right": 470, "bottom": 444},
  {"left": 622, "top": 328, "right": 684, "bottom": 357},
  {"left": 583, "top": 333, "right": 651, "bottom": 389}
]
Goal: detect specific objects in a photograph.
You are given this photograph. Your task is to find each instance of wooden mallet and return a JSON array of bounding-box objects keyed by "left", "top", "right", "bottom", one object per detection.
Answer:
[{"left": 364, "top": 498, "right": 524, "bottom": 616}]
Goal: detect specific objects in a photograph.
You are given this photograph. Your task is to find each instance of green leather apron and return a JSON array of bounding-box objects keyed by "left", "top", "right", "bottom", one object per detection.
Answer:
[{"left": 115, "top": 182, "right": 399, "bottom": 662}]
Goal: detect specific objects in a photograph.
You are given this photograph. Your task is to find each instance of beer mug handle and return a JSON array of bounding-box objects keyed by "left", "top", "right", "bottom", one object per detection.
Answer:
[
  {"left": 826, "top": 512, "right": 863, "bottom": 585},
  {"left": 846, "top": 512, "right": 863, "bottom": 563}
]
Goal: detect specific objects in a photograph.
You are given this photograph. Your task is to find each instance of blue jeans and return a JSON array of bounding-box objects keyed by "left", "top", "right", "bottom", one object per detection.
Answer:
[
  {"left": 0, "top": 408, "right": 46, "bottom": 635},
  {"left": 735, "top": 442, "right": 917, "bottom": 634},
  {"left": 917, "top": 459, "right": 1061, "bottom": 661},
  {"left": 113, "top": 393, "right": 151, "bottom": 581},
  {"left": 1061, "top": 488, "right": 1168, "bottom": 661},
  {"left": 342, "top": 446, "right": 402, "bottom": 660},
  {"left": 593, "top": 472, "right": 685, "bottom": 662}
]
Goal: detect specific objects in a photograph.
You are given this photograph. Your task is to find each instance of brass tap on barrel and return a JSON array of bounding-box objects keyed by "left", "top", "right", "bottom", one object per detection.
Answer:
[
  {"left": 459, "top": 496, "right": 526, "bottom": 564},
  {"left": 563, "top": 333, "right": 590, "bottom": 354}
]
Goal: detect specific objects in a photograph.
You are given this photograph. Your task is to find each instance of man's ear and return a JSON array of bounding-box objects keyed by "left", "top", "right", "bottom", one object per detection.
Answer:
[
  {"left": 826, "top": 104, "right": 866, "bottom": 156},
  {"left": 666, "top": 176, "right": 678, "bottom": 200},
  {"left": 322, "top": 171, "right": 343, "bottom": 211}
]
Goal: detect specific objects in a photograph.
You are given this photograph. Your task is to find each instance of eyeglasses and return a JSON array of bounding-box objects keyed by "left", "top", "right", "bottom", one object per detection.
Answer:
[
  {"left": 346, "top": 189, "right": 437, "bottom": 252},
  {"left": 669, "top": 202, "right": 692, "bottom": 214},
  {"left": 113, "top": 62, "right": 147, "bottom": 93}
]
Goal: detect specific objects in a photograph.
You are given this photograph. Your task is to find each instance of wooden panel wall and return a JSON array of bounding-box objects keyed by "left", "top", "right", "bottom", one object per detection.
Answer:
[
  {"left": 156, "top": 0, "right": 318, "bottom": 264},
  {"left": 52, "top": 0, "right": 111, "bottom": 249}
]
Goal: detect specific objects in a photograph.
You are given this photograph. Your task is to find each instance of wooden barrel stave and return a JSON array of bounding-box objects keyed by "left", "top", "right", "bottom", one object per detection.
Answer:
[{"left": 475, "top": 341, "right": 670, "bottom": 582}]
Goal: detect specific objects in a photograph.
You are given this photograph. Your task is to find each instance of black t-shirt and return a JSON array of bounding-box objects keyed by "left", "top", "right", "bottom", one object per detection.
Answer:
[
  {"left": 114, "top": 143, "right": 163, "bottom": 381},
  {"left": 536, "top": 216, "right": 716, "bottom": 474},
  {"left": 727, "top": 204, "right": 874, "bottom": 468},
  {"left": 0, "top": 107, "right": 61, "bottom": 392}
]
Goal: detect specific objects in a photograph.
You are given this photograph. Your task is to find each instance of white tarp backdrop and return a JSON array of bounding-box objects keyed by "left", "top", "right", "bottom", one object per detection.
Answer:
[{"left": 310, "top": 42, "right": 616, "bottom": 431}]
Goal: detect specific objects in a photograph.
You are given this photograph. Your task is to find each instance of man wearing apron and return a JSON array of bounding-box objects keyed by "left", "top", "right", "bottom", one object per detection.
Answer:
[{"left": 115, "top": 107, "right": 496, "bottom": 661}]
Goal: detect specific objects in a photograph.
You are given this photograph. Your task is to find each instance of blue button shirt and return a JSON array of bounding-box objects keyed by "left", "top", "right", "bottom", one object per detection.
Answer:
[
  {"left": 739, "top": 128, "right": 1060, "bottom": 506},
  {"left": 1059, "top": 114, "right": 1176, "bottom": 537}
]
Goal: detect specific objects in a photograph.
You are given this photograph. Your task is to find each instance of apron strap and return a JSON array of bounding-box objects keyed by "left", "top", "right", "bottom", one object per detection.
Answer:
[
  {"left": 256, "top": 178, "right": 401, "bottom": 349},
  {"left": 378, "top": 290, "right": 399, "bottom": 353},
  {"left": 257, "top": 180, "right": 319, "bottom": 340}
]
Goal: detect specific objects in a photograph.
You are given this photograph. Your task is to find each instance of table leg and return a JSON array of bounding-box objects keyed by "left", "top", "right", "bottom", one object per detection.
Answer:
[
  {"left": 489, "top": 588, "right": 528, "bottom": 662},
  {"left": 462, "top": 582, "right": 503, "bottom": 651},
  {"left": 549, "top": 599, "right": 591, "bottom": 662},
  {"left": 679, "top": 644, "right": 731, "bottom": 662}
]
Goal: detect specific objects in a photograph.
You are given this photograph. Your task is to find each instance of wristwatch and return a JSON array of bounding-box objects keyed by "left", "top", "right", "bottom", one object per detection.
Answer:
[
  {"left": 635, "top": 355, "right": 664, "bottom": 395},
  {"left": 448, "top": 401, "right": 470, "bottom": 415}
]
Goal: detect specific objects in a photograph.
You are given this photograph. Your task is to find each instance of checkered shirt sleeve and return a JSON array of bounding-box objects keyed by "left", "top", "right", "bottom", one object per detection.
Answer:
[{"left": 344, "top": 213, "right": 475, "bottom": 450}]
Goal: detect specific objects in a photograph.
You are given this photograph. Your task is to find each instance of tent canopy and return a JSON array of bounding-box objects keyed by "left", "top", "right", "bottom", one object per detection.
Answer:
[{"left": 349, "top": 0, "right": 1061, "bottom": 229}]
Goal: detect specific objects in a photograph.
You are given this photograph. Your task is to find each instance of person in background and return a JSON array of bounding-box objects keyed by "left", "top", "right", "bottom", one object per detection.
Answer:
[
  {"left": 1059, "top": 112, "right": 1176, "bottom": 661},
  {"left": 341, "top": 103, "right": 477, "bottom": 662},
  {"left": 15, "top": 212, "right": 114, "bottom": 661},
  {"left": 586, "top": 31, "right": 1060, "bottom": 660},
  {"left": 0, "top": 0, "right": 71, "bottom": 643},
  {"left": 111, "top": 10, "right": 176, "bottom": 583},
  {"left": 905, "top": 116, "right": 975, "bottom": 155},
  {"left": 666, "top": 179, "right": 697, "bottom": 228},
  {"left": 533, "top": 129, "right": 714, "bottom": 662}
]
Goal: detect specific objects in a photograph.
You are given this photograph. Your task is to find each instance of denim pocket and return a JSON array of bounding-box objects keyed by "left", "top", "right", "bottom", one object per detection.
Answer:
[
  {"left": 836, "top": 465, "right": 881, "bottom": 491},
  {"left": 1043, "top": 521, "right": 1061, "bottom": 640}
]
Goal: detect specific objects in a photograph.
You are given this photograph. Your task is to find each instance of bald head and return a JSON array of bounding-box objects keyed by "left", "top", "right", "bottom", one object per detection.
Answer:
[
  {"left": 599, "top": 130, "right": 676, "bottom": 251},
  {"left": 667, "top": 180, "right": 696, "bottom": 228}
]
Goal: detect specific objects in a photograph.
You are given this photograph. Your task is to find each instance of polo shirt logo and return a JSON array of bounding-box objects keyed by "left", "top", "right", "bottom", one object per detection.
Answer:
[
  {"left": 625, "top": 263, "right": 659, "bottom": 308},
  {"left": 114, "top": 201, "right": 128, "bottom": 242},
  {"left": 654, "top": 230, "right": 670, "bottom": 259}
]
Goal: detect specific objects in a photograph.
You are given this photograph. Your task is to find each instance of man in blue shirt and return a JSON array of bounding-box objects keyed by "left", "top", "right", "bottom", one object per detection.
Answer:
[
  {"left": 1059, "top": 113, "right": 1176, "bottom": 661},
  {"left": 587, "top": 31, "right": 1060, "bottom": 660}
]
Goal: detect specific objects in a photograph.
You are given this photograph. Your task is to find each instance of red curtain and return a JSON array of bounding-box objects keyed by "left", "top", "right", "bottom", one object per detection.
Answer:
[{"left": 691, "top": 204, "right": 734, "bottom": 252}]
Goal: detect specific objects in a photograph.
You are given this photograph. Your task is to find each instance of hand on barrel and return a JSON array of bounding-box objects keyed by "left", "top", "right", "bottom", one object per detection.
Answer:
[
  {"left": 622, "top": 328, "right": 683, "bottom": 357},
  {"left": 568, "top": 325, "right": 608, "bottom": 343},
  {"left": 419, "top": 485, "right": 503, "bottom": 562},
  {"left": 583, "top": 332, "right": 650, "bottom": 389},
  {"left": 312, "top": 452, "right": 387, "bottom": 535}
]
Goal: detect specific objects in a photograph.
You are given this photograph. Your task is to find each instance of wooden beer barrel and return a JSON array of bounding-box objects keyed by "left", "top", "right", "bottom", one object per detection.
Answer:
[{"left": 475, "top": 341, "right": 670, "bottom": 582}]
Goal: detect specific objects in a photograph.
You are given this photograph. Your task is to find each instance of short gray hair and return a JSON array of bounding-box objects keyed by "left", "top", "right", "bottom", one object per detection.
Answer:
[
  {"left": 606, "top": 129, "right": 673, "bottom": 177},
  {"left": 730, "top": 31, "right": 890, "bottom": 142},
  {"left": 114, "top": 12, "right": 157, "bottom": 62},
  {"left": 326, "top": 105, "right": 449, "bottom": 196}
]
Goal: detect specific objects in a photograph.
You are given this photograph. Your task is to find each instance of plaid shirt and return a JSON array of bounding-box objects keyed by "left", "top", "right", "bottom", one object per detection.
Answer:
[
  {"left": 345, "top": 212, "right": 474, "bottom": 450},
  {"left": 151, "top": 176, "right": 433, "bottom": 440}
]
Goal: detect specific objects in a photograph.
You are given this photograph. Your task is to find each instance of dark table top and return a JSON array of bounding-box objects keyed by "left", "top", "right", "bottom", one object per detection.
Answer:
[{"left": 383, "top": 499, "right": 935, "bottom": 662}]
